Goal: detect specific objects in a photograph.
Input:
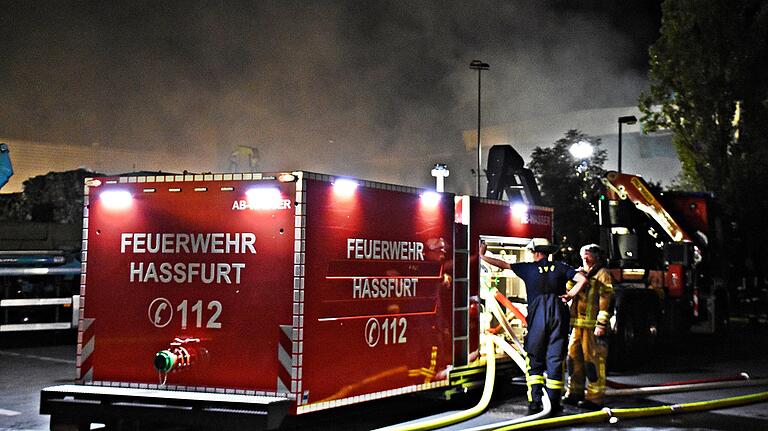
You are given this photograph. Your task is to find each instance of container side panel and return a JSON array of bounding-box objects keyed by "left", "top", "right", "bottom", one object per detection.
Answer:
[
  {"left": 301, "top": 179, "right": 454, "bottom": 405},
  {"left": 467, "top": 198, "right": 553, "bottom": 361},
  {"left": 84, "top": 178, "right": 296, "bottom": 390},
  {"left": 469, "top": 199, "right": 553, "bottom": 242}
]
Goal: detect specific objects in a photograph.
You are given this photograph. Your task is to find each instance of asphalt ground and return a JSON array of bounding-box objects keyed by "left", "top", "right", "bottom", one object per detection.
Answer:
[{"left": 1, "top": 321, "right": 767, "bottom": 431}]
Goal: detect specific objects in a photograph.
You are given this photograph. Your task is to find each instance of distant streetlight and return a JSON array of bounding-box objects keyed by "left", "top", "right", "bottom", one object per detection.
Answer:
[
  {"left": 431, "top": 163, "right": 449, "bottom": 192},
  {"left": 569, "top": 140, "right": 594, "bottom": 160},
  {"left": 618, "top": 115, "right": 637, "bottom": 173},
  {"left": 469, "top": 59, "right": 489, "bottom": 196},
  {"left": 569, "top": 140, "right": 594, "bottom": 175}
]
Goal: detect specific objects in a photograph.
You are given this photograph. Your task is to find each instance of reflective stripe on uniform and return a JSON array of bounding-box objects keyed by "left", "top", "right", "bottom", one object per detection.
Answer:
[
  {"left": 571, "top": 317, "right": 597, "bottom": 327},
  {"left": 587, "top": 383, "right": 606, "bottom": 394},
  {"left": 546, "top": 378, "right": 564, "bottom": 390},
  {"left": 597, "top": 310, "right": 610, "bottom": 324}
]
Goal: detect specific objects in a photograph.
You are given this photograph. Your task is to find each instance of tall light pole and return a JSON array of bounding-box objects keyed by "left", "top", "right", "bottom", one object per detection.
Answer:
[
  {"left": 617, "top": 115, "right": 637, "bottom": 173},
  {"left": 469, "top": 60, "right": 489, "bottom": 196}
]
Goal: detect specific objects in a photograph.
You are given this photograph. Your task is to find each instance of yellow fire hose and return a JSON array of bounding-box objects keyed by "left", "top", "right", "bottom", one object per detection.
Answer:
[
  {"left": 372, "top": 334, "right": 497, "bottom": 431},
  {"left": 373, "top": 293, "right": 543, "bottom": 431},
  {"left": 459, "top": 335, "right": 552, "bottom": 431},
  {"left": 490, "top": 390, "right": 768, "bottom": 430},
  {"left": 376, "top": 287, "right": 768, "bottom": 431}
]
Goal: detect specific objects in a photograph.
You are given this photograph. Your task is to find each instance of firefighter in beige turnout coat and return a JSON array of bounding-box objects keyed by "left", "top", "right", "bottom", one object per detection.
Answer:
[{"left": 563, "top": 244, "right": 614, "bottom": 409}]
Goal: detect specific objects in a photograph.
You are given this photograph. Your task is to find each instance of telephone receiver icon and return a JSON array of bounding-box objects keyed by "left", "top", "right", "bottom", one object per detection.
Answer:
[
  {"left": 368, "top": 320, "right": 378, "bottom": 344},
  {"left": 154, "top": 302, "right": 168, "bottom": 324}
]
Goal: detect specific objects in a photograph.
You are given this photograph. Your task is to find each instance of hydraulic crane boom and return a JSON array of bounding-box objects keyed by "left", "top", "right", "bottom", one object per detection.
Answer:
[{"left": 602, "top": 171, "right": 692, "bottom": 243}]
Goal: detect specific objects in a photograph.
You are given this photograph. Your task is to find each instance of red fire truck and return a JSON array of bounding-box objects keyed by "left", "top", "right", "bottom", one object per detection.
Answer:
[
  {"left": 599, "top": 171, "right": 729, "bottom": 368},
  {"left": 40, "top": 171, "right": 553, "bottom": 430}
]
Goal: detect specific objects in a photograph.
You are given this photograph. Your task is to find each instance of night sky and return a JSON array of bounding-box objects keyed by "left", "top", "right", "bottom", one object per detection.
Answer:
[{"left": 0, "top": 1, "right": 660, "bottom": 191}]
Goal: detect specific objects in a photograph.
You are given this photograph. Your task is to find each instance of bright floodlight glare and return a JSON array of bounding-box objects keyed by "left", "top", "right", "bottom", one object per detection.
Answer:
[
  {"left": 100, "top": 190, "right": 133, "bottom": 210},
  {"left": 420, "top": 191, "right": 441, "bottom": 207},
  {"left": 511, "top": 202, "right": 529, "bottom": 217},
  {"left": 333, "top": 178, "right": 358, "bottom": 197},
  {"left": 246, "top": 187, "right": 283, "bottom": 210},
  {"left": 569, "top": 140, "right": 594, "bottom": 160}
]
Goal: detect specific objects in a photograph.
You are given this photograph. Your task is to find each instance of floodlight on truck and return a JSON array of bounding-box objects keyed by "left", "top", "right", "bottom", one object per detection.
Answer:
[
  {"left": 245, "top": 187, "right": 285, "bottom": 210},
  {"left": 511, "top": 202, "right": 529, "bottom": 218},
  {"left": 100, "top": 190, "right": 133, "bottom": 210},
  {"left": 420, "top": 190, "right": 441, "bottom": 207},
  {"left": 332, "top": 178, "right": 358, "bottom": 197}
]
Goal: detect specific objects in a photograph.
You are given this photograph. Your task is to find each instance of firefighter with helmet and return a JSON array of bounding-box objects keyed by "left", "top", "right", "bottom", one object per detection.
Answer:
[
  {"left": 563, "top": 243, "right": 614, "bottom": 410},
  {"left": 480, "top": 238, "right": 587, "bottom": 415}
]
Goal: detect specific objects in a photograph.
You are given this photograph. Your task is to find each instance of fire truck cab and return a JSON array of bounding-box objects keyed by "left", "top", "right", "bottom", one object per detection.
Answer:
[{"left": 599, "top": 171, "right": 729, "bottom": 368}]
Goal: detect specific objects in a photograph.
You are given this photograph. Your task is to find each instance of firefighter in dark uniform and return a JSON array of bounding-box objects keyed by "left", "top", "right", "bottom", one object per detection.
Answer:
[{"left": 480, "top": 239, "right": 587, "bottom": 415}]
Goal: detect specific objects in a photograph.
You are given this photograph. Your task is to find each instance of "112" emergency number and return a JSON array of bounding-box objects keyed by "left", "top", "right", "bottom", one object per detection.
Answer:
[
  {"left": 178, "top": 299, "right": 222, "bottom": 329},
  {"left": 365, "top": 317, "right": 407, "bottom": 347},
  {"left": 147, "top": 297, "right": 222, "bottom": 330}
]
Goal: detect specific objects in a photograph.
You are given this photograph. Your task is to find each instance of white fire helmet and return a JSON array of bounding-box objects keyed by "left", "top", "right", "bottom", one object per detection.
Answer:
[{"left": 526, "top": 238, "right": 558, "bottom": 254}]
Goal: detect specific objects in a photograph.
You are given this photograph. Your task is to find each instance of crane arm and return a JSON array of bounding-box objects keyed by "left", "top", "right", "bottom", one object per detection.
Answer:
[{"left": 602, "top": 171, "right": 692, "bottom": 243}]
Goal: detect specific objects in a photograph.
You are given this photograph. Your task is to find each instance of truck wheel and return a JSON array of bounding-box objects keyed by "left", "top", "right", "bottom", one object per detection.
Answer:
[
  {"left": 610, "top": 312, "right": 644, "bottom": 370},
  {"left": 50, "top": 418, "right": 90, "bottom": 431},
  {"left": 609, "top": 289, "right": 659, "bottom": 371},
  {"left": 714, "top": 289, "right": 730, "bottom": 335}
]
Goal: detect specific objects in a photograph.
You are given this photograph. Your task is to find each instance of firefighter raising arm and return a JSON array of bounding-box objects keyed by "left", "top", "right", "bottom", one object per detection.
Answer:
[
  {"left": 478, "top": 242, "right": 587, "bottom": 302},
  {"left": 479, "top": 238, "right": 587, "bottom": 414},
  {"left": 478, "top": 242, "right": 512, "bottom": 270},
  {"left": 563, "top": 271, "right": 587, "bottom": 303}
]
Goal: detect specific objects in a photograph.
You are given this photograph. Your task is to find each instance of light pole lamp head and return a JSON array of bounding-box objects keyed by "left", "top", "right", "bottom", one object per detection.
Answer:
[
  {"left": 469, "top": 60, "right": 490, "bottom": 70},
  {"left": 618, "top": 115, "right": 638, "bottom": 125},
  {"left": 431, "top": 163, "right": 450, "bottom": 178},
  {"left": 432, "top": 163, "right": 449, "bottom": 173},
  {"left": 431, "top": 163, "right": 449, "bottom": 192}
]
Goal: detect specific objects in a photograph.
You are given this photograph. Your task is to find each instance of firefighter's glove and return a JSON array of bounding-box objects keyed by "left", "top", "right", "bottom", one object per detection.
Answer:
[{"left": 594, "top": 325, "right": 607, "bottom": 338}]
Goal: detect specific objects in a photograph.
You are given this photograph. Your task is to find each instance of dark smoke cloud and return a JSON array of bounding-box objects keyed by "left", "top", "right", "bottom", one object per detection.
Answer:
[{"left": 0, "top": 1, "right": 658, "bottom": 193}]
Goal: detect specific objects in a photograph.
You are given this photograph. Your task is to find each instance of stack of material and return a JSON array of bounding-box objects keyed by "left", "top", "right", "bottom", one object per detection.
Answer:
[
  {"left": 0, "top": 168, "right": 100, "bottom": 223},
  {"left": 0, "top": 193, "right": 26, "bottom": 221}
]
